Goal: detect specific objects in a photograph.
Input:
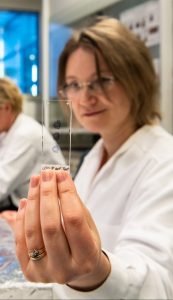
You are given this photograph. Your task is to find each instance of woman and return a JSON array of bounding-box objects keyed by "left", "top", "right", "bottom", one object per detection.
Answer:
[{"left": 15, "top": 17, "right": 173, "bottom": 299}]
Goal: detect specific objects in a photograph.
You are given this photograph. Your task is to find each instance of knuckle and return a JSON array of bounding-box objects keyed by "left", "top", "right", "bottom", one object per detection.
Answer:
[
  {"left": 65, "top": 213, "right": 83, "bottom": 228},
  {"left": 25, "top": 227, "right": 35, "bottom": 239},
  {"left": 41, "top": 183, "right": 55, "bottom": 197},
  {"left": 28, "top": 192, "right": 37, "bottom": 201},
  {"left": 43, "top": 222, "right": 59, "bottom": 237},
  {"left": 42, "top": 189, "right": 52, "bottom": 197}
]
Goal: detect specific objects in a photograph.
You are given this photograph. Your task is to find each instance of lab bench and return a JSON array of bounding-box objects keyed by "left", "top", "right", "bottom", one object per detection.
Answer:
[{"left": 0, "top": 218, "right": 54, "bottom": 299}]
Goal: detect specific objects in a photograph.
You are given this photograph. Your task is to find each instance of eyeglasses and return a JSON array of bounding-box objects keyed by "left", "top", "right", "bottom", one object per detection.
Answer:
[{"left": 59, "top": 76, "right": 115, "bottom": 100}]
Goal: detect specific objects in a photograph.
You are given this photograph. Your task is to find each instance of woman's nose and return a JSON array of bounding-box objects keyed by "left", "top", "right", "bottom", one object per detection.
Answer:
[{"left": 78, "top": 86, "right": 97, "bottom": 105}]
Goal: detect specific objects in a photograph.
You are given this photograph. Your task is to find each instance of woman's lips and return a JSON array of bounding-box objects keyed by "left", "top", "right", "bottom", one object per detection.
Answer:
[{"left": 82, "top": 109, "right": 106, "bottom": 117}]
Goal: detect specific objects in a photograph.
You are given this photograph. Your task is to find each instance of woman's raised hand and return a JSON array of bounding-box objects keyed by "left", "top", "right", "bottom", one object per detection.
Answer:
[{"left": 15, "top": 169, "right": 110, "bottom": 290}]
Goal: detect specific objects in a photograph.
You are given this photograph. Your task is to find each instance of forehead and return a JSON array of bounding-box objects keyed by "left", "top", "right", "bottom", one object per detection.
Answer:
[{"left": 65, "top": 47, "right": 109, "bottom": 79}]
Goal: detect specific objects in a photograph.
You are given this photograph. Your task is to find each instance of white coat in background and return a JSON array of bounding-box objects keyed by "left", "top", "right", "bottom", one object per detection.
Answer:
[{"left": 0, "top": 113, "right": 66, "bottom": 207}]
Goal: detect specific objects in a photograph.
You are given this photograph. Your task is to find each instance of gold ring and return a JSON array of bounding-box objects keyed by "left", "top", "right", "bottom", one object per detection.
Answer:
[{"left": 28, "top": 247, "right": 46, "bottom": 261}]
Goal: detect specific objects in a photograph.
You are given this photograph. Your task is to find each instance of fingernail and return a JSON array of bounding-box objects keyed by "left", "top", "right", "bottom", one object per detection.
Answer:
[
  {"left": 19, "top": 199, "right": 27, "bottom": 210},
  {"left": 56, "top": 170, "right": 68, "bottom": 182},
  {"left": 42, "top": 170, "right": 53, "bottom": 181},
  {"left": 30, "top": 176, "right": 39, "bottom": 188}
]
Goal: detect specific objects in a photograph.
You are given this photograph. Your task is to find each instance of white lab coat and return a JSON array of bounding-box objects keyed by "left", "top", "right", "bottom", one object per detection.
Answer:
[
  {"left": 53, "top": 124, "right": 173, "bottom": 299},
  {"left": 0, "top": 113, "right": 65, "bottom": 207}
]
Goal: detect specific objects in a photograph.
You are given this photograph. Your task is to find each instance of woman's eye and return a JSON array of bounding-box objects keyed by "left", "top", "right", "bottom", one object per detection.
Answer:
[
  {"left": 91, "top": 78, "right": 110, "bottom": 89},
  {"left": 67, "top": 82, "right": 80, "bottom": 90},
  {"left": 100, "top": 77, "right": 111, "bottom": 84}
]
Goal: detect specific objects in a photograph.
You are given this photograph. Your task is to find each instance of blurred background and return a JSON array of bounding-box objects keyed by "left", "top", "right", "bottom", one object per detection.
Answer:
[{"left": 0, "top": 0, "right": 172, "bottom": 175}]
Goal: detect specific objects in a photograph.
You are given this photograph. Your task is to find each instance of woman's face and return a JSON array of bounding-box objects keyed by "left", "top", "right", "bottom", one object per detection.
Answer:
[
  {"left": 65, "top": 47, "right": 136, "bottom": 138},
  {"left": 0, "top": 102, "right": 13, "bottom": 132}
]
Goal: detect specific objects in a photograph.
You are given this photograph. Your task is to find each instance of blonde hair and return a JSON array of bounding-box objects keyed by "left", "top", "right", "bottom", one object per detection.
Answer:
[
  {"left": 0, "top": 77, "right": 23, "bottom": 113},
  {"left": 58, "top": 17, "right": 161, "bottom": 128}
]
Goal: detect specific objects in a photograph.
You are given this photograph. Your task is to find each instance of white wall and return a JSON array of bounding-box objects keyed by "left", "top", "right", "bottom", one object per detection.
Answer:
[
  {"left": 160, "top": 0, "right": 173, "bottom": 133},
  {"left": 49, "top": 0, "right": 121, "bottom": 24}
]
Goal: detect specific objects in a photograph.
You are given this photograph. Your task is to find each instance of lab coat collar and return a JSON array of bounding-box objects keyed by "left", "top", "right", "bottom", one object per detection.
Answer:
[{"left": 84, "top": 124, "right": 162, "bottom": 163}]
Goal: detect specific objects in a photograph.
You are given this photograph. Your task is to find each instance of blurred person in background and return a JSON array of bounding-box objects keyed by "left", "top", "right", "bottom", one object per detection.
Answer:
[
  {"left": 0, "top": 77, "right": 65, "bottom": 213},
  {"left": 15, "top": 17, "right": 173, "bottom": 299}
]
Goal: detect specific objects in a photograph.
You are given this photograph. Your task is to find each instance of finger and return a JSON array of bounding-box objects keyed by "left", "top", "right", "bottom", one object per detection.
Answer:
[
  {"left": 0, "top": 210, "right": 17, "bottom": 231},
  {"left": 40, "top": 170, "right": 70, "bottom": 268},
  {"left": 15, "top": 199, "right": 29, "bottom": 271},
  {"left": 0, "top": 210, "right": 17, "bottom": 220},
  {"left": 25, "top": 175, "right": 45, "bottom": 252},
  {"left": 56, "top": 170, "right": 100, "bottom": 264}
]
